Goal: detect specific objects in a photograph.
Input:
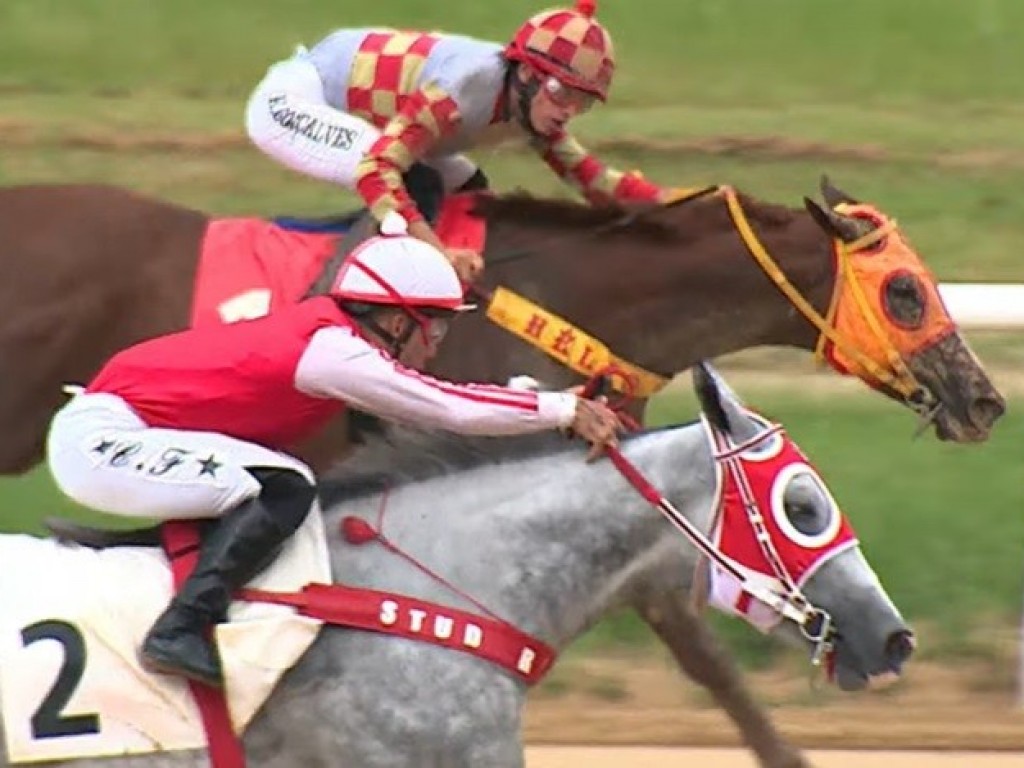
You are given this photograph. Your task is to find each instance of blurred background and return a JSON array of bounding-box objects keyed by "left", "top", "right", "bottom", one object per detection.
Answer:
[{"left": 2, "top": 0, "right": 1023, "bottom": 752}]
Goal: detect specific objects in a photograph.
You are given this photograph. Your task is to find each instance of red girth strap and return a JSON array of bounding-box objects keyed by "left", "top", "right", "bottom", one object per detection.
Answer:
[{"left": 161, "top": 521, "right": 247, "bottom": 768}]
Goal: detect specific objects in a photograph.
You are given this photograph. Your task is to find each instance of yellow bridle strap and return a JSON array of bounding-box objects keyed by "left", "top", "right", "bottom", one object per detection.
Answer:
[
  {"left": 828, "top": 214, "right": 918, "bottom": 387},
  {"left": 661, "top": 185, "right": 723, "bottom": 207},
  {"left": 722, "top": 186, "right": 920, "bottom": 398},
  {"left": 484, "top": 286, "right": 669, "bottom": 398}
]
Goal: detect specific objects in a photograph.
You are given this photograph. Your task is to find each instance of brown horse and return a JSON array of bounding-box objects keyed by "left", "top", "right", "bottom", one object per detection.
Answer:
[
  {"left": 0, "top": 178, "right": 1004, "bottom": 477},
  {"left": 0, "top": 178, "right": 1005, "bottom": 768}
]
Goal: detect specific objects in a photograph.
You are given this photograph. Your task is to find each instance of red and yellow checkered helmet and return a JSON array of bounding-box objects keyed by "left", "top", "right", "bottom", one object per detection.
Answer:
[{"left": 505, "top": 0, "right": 615, "bottom": 101}]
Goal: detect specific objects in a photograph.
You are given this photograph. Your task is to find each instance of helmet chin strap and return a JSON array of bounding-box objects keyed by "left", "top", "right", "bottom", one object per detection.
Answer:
[
  {"left": 362, "top": 313, "right": 418, "bottom": 358},
  {"left": 394, "top": 314, "right": 419, "bottom": 355},
  {"left": 508, "top": 63, "right": 544, "bottom": 138}
]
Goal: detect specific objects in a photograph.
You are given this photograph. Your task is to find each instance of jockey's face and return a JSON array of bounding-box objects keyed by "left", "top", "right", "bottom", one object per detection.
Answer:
[
  {"left": 393, "top": 313, "right": 447, "bottom": 369},
  {"left": 518, "top": 66, "right": 595, "bottom": 137}
]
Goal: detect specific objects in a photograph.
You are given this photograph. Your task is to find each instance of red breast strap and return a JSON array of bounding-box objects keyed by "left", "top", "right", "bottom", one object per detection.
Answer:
[{"left": 239, "top": 583, "right": 556, "bottom": 685}]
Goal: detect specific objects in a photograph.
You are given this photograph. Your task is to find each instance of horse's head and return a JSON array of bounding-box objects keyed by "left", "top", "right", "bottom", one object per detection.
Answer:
[
  {"left": 471, "top": 181, "right": 1003, "bottom": 443},
  {"left": 802, "top": 176, "right": 1005, "bottom": 443},
  {"left": 691, "top": 363, "right": 914, "bottom": 691}
]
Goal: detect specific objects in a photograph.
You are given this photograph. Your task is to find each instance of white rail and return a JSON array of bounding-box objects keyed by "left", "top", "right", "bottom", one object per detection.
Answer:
[{"left": 939, "top": 283, "right": 1024, "bottom": 329}]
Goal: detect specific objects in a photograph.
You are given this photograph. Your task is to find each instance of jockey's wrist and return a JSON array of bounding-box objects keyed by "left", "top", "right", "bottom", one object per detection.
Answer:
[
  {"left": 614, "top": 170, "right": 662, "bottom": 203},
  {"left": 537, "top": 392, "right": 578, "bottom": 429},
  {"left": 407, "top": 220, "right": 446, "bottom": 252}
]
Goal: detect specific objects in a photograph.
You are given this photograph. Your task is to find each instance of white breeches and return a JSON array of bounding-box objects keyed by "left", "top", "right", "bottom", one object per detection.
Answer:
[
  {"left": 245, "top": 51, "right": 478, "bottom": 192},
  {"left": 46, "top": 393, "right": 313, "bottom": 521}
]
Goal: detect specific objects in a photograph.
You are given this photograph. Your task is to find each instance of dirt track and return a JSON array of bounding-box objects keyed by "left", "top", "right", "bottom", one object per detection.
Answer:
[
  {"left": 521, "top": 652, "right": 1024, "bottom": 752},
  {"left": 525, "top": 747, "right": 1023, "bottom": 767}
]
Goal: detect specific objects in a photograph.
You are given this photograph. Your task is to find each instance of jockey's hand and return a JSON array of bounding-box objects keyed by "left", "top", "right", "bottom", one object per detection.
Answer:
[
  {"left": 445, "top": 247, "right": 484, "bottom": 284},
  {"left": 569, "top": 397, "right": 623, "bottom": 462}
]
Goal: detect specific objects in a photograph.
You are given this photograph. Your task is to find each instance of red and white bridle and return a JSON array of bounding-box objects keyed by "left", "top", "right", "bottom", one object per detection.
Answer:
[{"left": 608, "top": 412, "right": 858, "bottom": 668}]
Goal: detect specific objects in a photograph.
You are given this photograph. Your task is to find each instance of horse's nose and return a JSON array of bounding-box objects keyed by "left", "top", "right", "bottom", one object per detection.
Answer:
[
  {"left": 969, "top": 394, "right": 1006, "bottom": 433},
  {"left": 885, "top": 629, "right": 916, "bottom": 671}
]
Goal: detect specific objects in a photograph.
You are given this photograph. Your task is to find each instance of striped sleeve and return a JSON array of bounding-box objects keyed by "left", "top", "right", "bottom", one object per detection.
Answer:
[
  {"left": 534, "top": 131, "right": 662, "bottom": 206},
  {"left": 354, "top": 83, "right": 463, "bottom": 224},
  {"left": 295, "top": 327, "right": 578, "bottom": 434}
]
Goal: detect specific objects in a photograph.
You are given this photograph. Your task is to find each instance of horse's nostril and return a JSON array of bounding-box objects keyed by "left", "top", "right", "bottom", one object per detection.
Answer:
[
  {"left": 970, "top": 396, "right": 1006, "bottom": 430},
  {"left": 885, "top": 630, "right": 916, "bottom": 669}
]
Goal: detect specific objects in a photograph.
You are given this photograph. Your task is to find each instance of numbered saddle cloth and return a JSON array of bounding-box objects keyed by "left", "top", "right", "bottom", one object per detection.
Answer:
[{"left": 0, "top": 507, "right": 330, "bottom": 764}]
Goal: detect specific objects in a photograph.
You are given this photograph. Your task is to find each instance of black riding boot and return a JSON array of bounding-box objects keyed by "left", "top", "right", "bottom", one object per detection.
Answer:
[
  {"left": 402, "top": 163, "right": 445, "bottom": 224},
  {"left": 141, "top": 469, "right": 316, "bottom": 687}
]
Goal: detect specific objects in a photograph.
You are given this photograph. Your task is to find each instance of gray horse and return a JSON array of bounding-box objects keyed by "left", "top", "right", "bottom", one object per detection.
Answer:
[{"left": 0, "top": 366, "right": 913, "bottom": 767}]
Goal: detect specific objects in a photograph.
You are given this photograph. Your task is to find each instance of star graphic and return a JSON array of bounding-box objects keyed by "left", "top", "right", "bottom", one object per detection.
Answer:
[
  {"left": 197, "top": 453, "right": 222, "bottom": 478},
  {"left": 92, "top": 439, "right": 115, "bottom": 455}
]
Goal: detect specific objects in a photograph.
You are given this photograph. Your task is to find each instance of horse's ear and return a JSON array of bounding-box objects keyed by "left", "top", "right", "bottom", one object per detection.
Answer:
[
  {"left": 693, "top": 363, "right": 729, "bottom": 433},
  {"left": 803, "top": 196, "right": 874, "bottom": 244},
  {"left": 819, "top": 174, "right": 860, "bottom": 209},
  {"left": 692, "top": 362, "right": 756, "bottom": 441}
]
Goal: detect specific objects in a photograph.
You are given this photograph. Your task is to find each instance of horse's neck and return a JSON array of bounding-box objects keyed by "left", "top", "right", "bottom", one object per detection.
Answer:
[
  {"left": 322, "top": 427, "right": 716, "bottom": 648},
  {"left": 489, "top": 204, "right": 834, "bottom": 378}
]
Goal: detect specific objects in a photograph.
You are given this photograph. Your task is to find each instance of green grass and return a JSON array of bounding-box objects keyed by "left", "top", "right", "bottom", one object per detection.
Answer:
[{"left": 3, "top": 0, "right": 1024, "bottom": 107}]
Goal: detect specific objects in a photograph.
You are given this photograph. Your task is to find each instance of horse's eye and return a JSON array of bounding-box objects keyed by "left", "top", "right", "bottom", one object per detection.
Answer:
[
  {"left": 782, "top": 474, "right": 831, "bottom": 536},
  {"left": 883, "top": 272, "right": 926, "bottom": 329}
]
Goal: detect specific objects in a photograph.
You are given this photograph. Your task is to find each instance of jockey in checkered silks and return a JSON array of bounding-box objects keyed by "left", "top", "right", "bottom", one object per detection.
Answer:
[{"left": 245, "top": 0, "right": 672, "bottom": 285}]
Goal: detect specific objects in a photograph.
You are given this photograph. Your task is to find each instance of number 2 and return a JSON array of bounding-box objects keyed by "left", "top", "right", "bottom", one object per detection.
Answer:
[{"left": 20, "top": 620, "right": 100, "bottom": 739}]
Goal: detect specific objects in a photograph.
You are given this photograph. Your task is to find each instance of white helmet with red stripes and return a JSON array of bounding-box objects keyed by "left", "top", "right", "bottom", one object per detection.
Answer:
[{"left": 331, "top": 212, "right": 474, "bottom": 313}]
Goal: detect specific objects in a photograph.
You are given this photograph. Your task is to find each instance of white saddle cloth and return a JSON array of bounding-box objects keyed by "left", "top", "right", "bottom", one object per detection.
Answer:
[{"left": 0, "top": 506, "right": 330, "bottom": 764}]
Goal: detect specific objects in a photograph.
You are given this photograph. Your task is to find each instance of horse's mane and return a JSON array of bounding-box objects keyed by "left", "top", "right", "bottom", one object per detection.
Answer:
[
  {"left": 318, "top": 422, "right": 684, "bottom": 509},
  {"left": 473, "top": 189, "right": 799, "bottom": 245}
]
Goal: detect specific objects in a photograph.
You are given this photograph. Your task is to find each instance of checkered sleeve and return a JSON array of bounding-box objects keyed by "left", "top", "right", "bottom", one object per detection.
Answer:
[
  {"left": 534, "top": 131, "right": 662, "bottom": 206},
  {"left": 354, "top": 83, "right": 462, "bottom": 224}
]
